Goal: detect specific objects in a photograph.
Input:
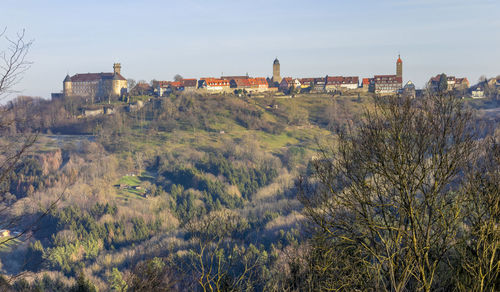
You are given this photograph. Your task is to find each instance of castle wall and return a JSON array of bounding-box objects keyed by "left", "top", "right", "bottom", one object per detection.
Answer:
[{"left": 72, "top": 81, "right": 100, "bottom": 97}]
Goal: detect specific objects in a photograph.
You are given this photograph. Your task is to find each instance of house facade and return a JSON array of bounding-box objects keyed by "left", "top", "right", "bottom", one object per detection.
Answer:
[
  {"left": 248, "top": 77, "right": 268, "bottom": 90},
  {"left": 279, "top": 77, "right": 301, "bottom": 92},
  {"left": 199, "top": 78, "right": 231, "bottom": 92},
  {"left": 471, "top": 87, "right": 485, "bottom": 98},
  {"left": 180, "top": 79, "right": 198, "bottom": 92},
  {"left": 373, "top": 75, "right": 403, "bottom": 94},
  {"left": 325, "top": 76, "right": 359, "bottom": 91}
]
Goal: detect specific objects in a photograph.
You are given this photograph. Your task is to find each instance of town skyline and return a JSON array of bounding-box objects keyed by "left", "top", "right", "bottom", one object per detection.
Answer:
[{"left": 1, "top": 0, "right": 499, "bottom": 99}]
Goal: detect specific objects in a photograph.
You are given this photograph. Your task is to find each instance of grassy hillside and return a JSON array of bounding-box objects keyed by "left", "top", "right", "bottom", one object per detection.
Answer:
[{"left": 0, "top": 92, "right": 378, "bottom": 289}]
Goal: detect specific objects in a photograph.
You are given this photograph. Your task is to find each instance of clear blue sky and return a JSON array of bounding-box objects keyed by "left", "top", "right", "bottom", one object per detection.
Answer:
[{"left": 1, "top": 0, "right": 499, "bottom": 99}]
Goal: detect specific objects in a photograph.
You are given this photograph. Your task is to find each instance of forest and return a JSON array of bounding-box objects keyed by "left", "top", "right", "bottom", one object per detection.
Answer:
[{"left": 0, "top": 88, "right": 499, "bottom": 291}]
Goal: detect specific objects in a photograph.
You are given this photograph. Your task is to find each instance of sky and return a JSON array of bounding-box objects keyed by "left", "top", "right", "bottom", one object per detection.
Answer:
[{"left": 1, "top": 0, "right": 499, "bottom": 99}]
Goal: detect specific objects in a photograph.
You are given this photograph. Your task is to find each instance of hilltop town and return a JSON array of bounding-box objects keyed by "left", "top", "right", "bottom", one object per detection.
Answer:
[
  {"left": 4, "top": 53, "right": 500, "bottom": 292},
  {"left": 52, "top": 56, "right": 500, "bottom": 109}
]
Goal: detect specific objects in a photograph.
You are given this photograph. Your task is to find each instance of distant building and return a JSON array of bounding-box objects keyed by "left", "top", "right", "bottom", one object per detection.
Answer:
[
  {"left": 279, "top": 77, "right": 301, "bottom": 92},
  {"left": 272, "top": 58, "right": 282, "bottom": 85},
  {"left": 373, "top": 75, "right": 403, "bottom": 94},
  {"left": 298, "top": 77, "right": 328, "bottom": 92},
  {"left": 400, "top": 80, "right": 416, "bottom": 98},
  {"left": 180, "top": 78, "right": 198, "bottom": 92},
  {"left": 221, "top": 76, "right": 249, "bottom": 81},
  {"left": 454, "top": 78, "right": 469, "bottom": 91},
  {"left": 225, "top": 76, "right": 268, "bottom": 92},
  {"left": 361, "top": 78, "right": 372, "bottom": 92},
  {"left": 471, "top": 87, "right": 485, "bottom": 98},
  {"left": 367, "top": 55, "right": 404, "bottom": 94},
  {"left": 199, "top": 78, "right": 231, "bottom": 92},
  {"left": 249, "top": 78, "right": 268, "bottom": 90},
  {"left": 299, "top": 78, "right": 315, "bottom": 89},
  {"left": 231, "top": 78, "right": 252, "bottom": 89},
  {"left": 51, "top": 93, "right": 64, "bottom": 100},
  {"left": 312, "top": 77, "right": 326, "bottom": 91},
  {"left": 428, "top": 75, "right": 469, "bottom": 91},
  {"left": 155, "top": 81, "right": 171, "bottom": 96},
  {"left": 325, "top": 76, "right": 359, "bottom": 91},
  {"left": 63, "top": 63, "right": 128, "bottom": 99},
  {"left": 132, "top": 82, "right": 153, "bottom": 96}
]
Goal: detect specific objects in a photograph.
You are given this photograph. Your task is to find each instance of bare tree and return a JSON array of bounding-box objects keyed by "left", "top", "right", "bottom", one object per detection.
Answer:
[
  {"left": 124, "top": 257, "right": 177, "bottom": 292},
  {"left": 0, "top": 28, "right": 32, "bottom": 100},
  {"left": 183, "top": 210, "right": 264, "bottom": 291},
  {"left": 0, "top": 29, "right": 61, "bottom": 255},
  {"left": 127, "top": 78, "right": 136, "bottom": 91},
  {"left": 173, "top": 74, "right": 183, "bottom": 82},
  {"left": 455, "top": 138, "right": 500, "bottom": 292},
  {"left": 299, "top": 93, "right": 476, "bottom": 291},
  {"left": 0, "top": 28, "right": 37, "bottom": 249}
]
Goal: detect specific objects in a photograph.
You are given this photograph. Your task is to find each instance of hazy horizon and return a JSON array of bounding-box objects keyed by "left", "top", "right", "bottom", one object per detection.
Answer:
[{"left": 1, "top": 0, "right": 499, "bottom": 100}]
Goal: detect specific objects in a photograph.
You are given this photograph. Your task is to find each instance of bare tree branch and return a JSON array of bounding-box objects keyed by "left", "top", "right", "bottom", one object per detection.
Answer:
[{"left": 0, "top": 28, "right": 33, "bottom": 101}]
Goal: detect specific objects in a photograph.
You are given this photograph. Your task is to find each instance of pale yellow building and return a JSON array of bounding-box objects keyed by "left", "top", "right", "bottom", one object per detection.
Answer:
[{"left": 63, "top": 63, "right": 127, "bottom": 99}]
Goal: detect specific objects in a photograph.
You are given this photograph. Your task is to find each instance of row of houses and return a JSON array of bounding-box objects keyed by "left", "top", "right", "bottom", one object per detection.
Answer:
[
  {"left": 59, "top": 58, "right": 496, "bottom": 101},
  {"left": 279, "top": 76, "right": 360, "bottom": 93},
  {"left": 133, "top": 56, "right": 405, "bottom": 96},
  {"left": 129, "top": 56, "right": 494, "bottom": 98},
  {"left": 148, "top": 76, "right": 273, "bottom": 96},
  {"left": 135, "top": 73, "right": 482, "bottom": 98},
  {"left": 141, "top": 74, "right": 405, "bottom": 96}
]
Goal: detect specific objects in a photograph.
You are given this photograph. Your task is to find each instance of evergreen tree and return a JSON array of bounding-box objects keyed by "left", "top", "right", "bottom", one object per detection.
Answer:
[
  {"left": 438, "top": 73, "right": 448, "bottom": 92},
  {"left": 70, "top": 273, "right": 97, "bottom": 292},
  {"left": 109, "top": 268, "right": 127, "bottom": 292}
]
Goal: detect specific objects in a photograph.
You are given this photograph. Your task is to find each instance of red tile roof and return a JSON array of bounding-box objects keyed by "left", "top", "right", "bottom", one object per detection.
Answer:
[
  {"left": 235, "top": 78, "right": 252, "bottom": 87},
  {"left": 180, "top": 78, "right": 198, "bottom": 87},
  {"left": 249, "top": 77, "right": 268, "bottom": 87},
  {"left": 326, "top": 76, "right": 359, "bottom": 85},
  {"left": 201, "top": 78, "right": 230, "bottom": 87}
]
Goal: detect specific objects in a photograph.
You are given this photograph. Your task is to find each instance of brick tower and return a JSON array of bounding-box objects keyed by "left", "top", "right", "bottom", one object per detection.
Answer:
[{"left": 396, "top": 54, "right": 403, "bottom": 80}]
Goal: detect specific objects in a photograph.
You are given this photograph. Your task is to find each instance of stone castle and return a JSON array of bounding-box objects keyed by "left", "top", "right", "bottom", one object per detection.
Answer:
[{"left": 63, "top": 63, "right": 128, "bottom": 98}]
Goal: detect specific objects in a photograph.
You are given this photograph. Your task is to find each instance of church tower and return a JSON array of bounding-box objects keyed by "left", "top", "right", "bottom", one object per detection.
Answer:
[
  {"left": 272, "top": 58, "right": 282, "bottom": 84},
  {"left": 396, "top": 54, "right": 403, "bottom": 80}
]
